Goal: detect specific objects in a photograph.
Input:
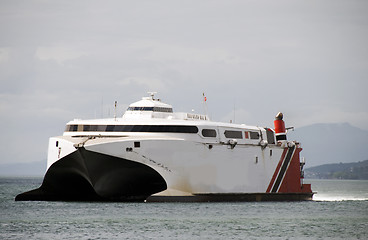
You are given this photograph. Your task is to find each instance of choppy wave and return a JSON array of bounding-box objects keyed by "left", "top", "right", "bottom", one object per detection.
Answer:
[{"left": 1, "top": 178, "right": 368, "bottom": 240}]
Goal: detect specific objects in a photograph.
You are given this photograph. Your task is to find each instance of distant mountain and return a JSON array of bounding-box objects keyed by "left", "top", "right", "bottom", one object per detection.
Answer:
[
  {"left": 287, "top": 123, "right": 368, "bottom": 167},
  {"left": 0, "top": 160, "right": 46, "bottom": 177},
  {"left": 304, "top": 160, "right": 368, "bottom": 179}
]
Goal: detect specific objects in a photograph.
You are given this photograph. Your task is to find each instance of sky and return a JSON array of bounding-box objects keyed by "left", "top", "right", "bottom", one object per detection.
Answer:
[{"left": 1, "top": 0, "right": 367, "bottom": 164}]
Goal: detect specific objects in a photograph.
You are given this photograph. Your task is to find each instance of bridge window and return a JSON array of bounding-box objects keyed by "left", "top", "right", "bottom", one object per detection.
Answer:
[
  {"left": 65, "top": 125, "right": 78, "bottom": 131},
  {"left": 127, "top": 107, "right": 173, "bottom": 113}
]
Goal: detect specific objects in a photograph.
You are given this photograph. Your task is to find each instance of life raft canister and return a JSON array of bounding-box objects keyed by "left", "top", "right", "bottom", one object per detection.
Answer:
[{"left": 274, "top": 112, "right": 287, "bottom": 141}]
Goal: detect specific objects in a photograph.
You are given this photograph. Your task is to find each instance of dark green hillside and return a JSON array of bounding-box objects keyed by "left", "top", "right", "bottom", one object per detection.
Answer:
[{"left": 305, "top": 160, "right": 368, "bottom": 179}]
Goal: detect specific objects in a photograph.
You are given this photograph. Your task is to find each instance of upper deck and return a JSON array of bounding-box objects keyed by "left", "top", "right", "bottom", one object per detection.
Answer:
[
  {"left": 122, "top": 94, "right": 209, "bottom": 121},
  {"left": 62, "top": 93, "right": 277, "bottom": 146}
]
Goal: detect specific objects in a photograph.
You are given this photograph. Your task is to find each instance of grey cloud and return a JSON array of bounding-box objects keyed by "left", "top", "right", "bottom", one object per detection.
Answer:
[{"left": 0, "top": 0, "right": 367, "bottom": 164}]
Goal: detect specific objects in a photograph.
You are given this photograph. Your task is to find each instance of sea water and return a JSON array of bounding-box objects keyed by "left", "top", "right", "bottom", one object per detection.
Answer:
[{"left": 0, "top": 178, "right": 367, "bottom": 240}]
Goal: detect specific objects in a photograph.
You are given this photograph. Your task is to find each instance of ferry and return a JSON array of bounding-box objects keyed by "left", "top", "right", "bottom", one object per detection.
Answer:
[{"left": 16, "top": 93, "right": 313, "bottom": 202}]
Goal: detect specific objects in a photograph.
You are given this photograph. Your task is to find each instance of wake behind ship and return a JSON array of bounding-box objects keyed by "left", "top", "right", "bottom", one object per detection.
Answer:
[{"left": 16, "top": 93, "right": 313, "bottom": 202}]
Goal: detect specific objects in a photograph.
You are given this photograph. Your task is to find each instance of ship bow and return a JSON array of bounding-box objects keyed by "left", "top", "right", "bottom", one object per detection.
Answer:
[{"left": 16, "top": 148, "right": 167, "bottom": 202}]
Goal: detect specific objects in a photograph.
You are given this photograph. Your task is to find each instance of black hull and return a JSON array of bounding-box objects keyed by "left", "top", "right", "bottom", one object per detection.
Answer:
[
  {"left": 147, "top": 192, "right": 314, "bottom": 202},
  {"left": 15, "top": 148, "right": 167, "bottom": 202}
]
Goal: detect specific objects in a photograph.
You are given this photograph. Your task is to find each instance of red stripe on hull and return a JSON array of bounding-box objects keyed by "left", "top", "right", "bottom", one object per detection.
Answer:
[
  {"left": 266, "top": 148, "right": 288, "bottom": 193},
  {"left": 278, "top": 147, "right": 303, "bottom": 193}
]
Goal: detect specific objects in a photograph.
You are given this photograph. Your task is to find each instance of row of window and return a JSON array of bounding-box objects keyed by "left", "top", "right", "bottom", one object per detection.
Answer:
[
  {"left": 127, "top": 107, "right": 173, "bottom": 113},
  {"left": 202, "top": 129, "right": 263, "bottom": 140},
  {"left": 65, "top": 124, "right": 198, "bottom": 133},
  {"left": 224, "top": 130, "right": 260, "bottom": 139},
  {"left": 65, "top": 124, "right": 274, "bottom": 142},
  {"left": 202, "top": 129, "right": 276, "bottom": 143}
]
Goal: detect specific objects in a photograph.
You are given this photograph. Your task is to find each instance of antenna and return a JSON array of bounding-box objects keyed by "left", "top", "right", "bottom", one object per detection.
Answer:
[
  {"left": 114, "top": 101, "right": 117, "bottom": 121},
  {"left": 233, "top": 100, "right": 236, "bottom": 124},
  {"left": 101, "top": 97, "right": 104, "bottom": 118},
  {"left": 147, "top": 91, "right": 157, "bottom": 100}
]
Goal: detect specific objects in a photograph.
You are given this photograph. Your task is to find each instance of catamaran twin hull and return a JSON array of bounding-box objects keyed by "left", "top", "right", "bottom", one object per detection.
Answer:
[
  {"left": 16, "top": 135, "right": 312, "bottom": 202},
  {"left": 16, "top": 94, "right": 313, "bottom": 202}
]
